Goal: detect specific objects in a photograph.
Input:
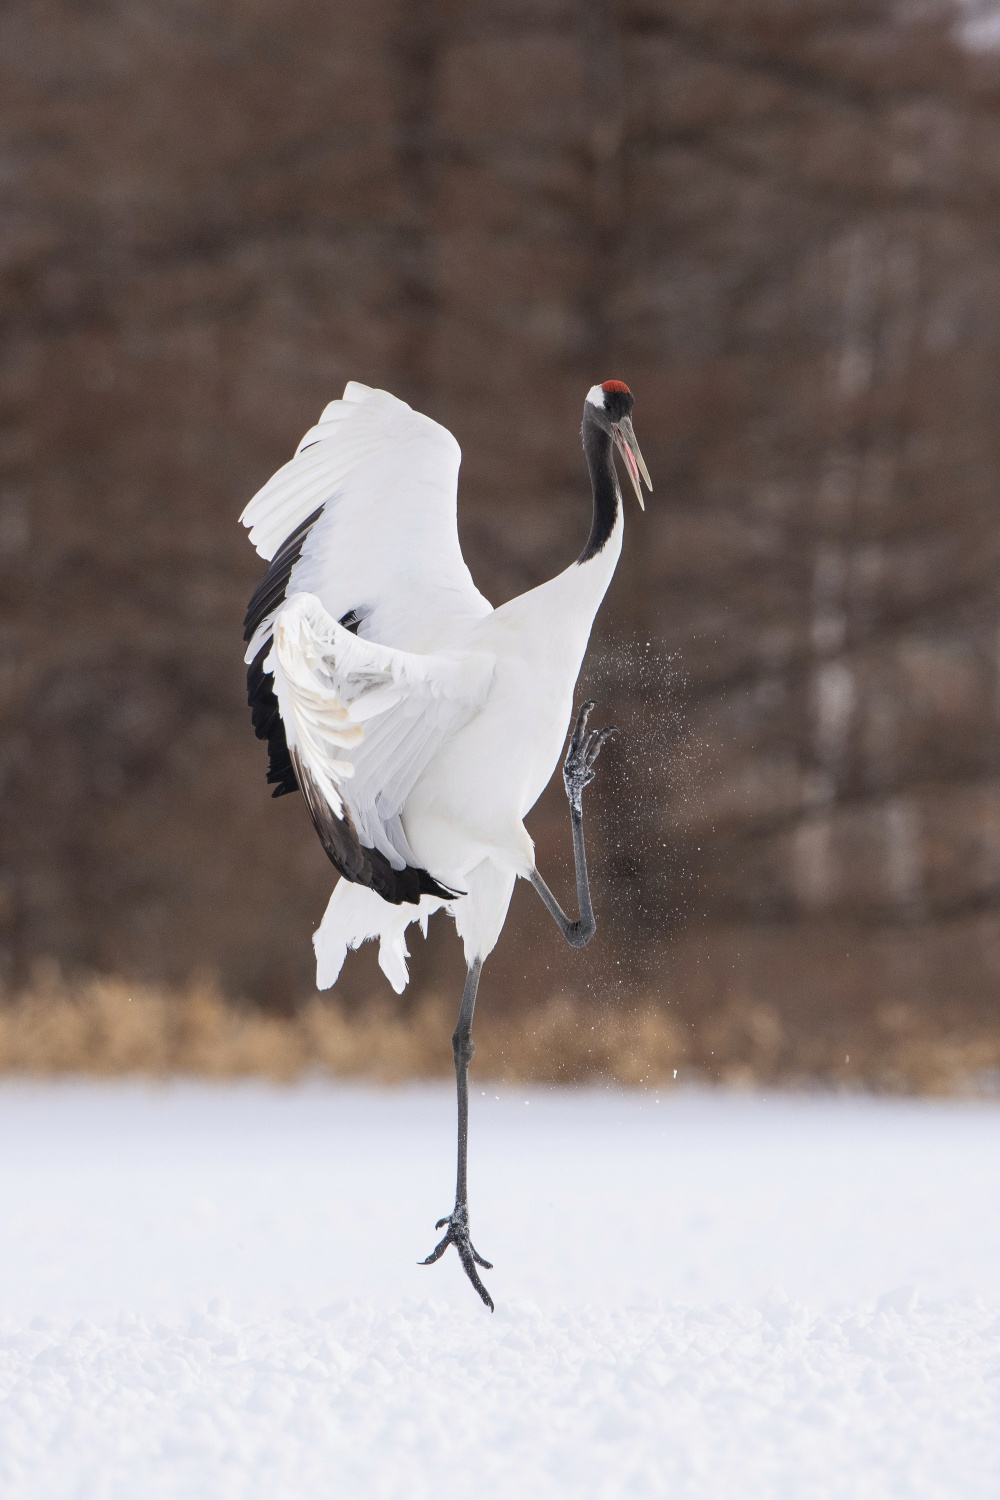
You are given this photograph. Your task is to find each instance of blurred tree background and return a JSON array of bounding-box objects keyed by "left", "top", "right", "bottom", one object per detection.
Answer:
[{"left": 4, "top": 0, "right": 1000, "bottom": 1064}]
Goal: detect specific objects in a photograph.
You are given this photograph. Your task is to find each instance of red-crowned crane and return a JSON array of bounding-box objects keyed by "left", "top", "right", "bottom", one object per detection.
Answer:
[{"left": 241, "top": 380, "right": 651, "bottom": 1309}]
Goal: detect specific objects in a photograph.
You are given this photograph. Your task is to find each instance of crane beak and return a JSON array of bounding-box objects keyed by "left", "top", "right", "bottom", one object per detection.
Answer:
[{"left": 613, "top": 417, "right": 652, "bottom": 510}]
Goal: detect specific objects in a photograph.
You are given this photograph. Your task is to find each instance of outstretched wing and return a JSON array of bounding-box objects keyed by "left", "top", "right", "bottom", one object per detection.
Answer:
[
  {"left": 241, "top": 381, "right": 492, "bottom": 807},
  {"left": 242, "top": 381, "right": 492, "bottom": 655},
  {"left": 269, "top": 592, "right": 494, "bottom": 904}
]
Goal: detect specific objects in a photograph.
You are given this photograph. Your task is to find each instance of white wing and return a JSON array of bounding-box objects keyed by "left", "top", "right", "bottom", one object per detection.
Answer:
[
  {"left": 270, "top": 592, "right": 494, "bottom": 899},
  {"left": 242, "top": 381, "right": 492, "bottom": 662}
]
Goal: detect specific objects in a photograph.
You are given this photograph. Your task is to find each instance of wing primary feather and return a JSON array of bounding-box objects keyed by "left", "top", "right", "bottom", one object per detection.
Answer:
[
  {"left": 291, "top": 748, "right": 367, "bottom": 879},
  {"left": 244, "top": 507, "right": 329, "bottom": 799},
  {"left": 247, "top": 641, "right": 298, "bottom": 798},
  {"left": 243, "top": 506, "right": 325, "bottom": 644},
  {"left": 292, "top": 748, "right": 459, "bottom": 904}
]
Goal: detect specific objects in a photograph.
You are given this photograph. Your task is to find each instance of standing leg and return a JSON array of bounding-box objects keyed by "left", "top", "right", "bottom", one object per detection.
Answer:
[{"left": 420, "top": 957, "right": 494, "bottom": 1310}]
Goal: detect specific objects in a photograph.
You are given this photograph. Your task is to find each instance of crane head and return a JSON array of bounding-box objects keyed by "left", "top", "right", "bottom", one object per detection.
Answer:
[{"left": 585, "top": 381, "right": 653, "bottom": 509}]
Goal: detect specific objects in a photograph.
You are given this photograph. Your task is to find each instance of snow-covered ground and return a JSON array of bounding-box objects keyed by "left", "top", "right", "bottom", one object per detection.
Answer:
[{"left": 0, "top": 1082, "right": 998, "bottom": 1498}]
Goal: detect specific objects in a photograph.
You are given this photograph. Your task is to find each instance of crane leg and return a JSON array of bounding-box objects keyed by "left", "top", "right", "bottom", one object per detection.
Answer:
[
  {"left": 530, "top": 700, "right": 614, "bottom": 948},
  {"left": 419, "top": 956, "right": 494, "bottom": 1310}
]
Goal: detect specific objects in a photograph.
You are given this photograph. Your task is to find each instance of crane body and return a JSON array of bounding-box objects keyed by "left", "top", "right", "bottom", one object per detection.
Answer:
[{"left": 241, "top": 379, "right": 650, "bottom": 1307}]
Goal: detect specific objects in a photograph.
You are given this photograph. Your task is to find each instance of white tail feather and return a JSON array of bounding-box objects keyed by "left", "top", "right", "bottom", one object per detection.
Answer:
[{"left": 313, "top": 881, "right": 447, "bottom": 994}]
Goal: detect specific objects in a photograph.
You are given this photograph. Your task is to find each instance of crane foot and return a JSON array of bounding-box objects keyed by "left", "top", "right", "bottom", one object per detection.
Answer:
[
  {"left": 419, "top": 1203, "right": 494, "bottom": 1311},
  {"left": 563, "top": 700, "right": 615, "bottom": 812}
]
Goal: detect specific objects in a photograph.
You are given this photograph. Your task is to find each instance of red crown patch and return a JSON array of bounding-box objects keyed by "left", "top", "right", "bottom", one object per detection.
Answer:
[{"left": 601, "top": 380, "right": 631, "bottom": 394}]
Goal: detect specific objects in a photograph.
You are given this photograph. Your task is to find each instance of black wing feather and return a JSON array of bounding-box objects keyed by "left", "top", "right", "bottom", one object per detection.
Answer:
[
  {"left": 244, "top": 510, "right": 455, "bottom": 905},
  {"left": 291, "top": 751, "right": 457, "bottom": 905},
  {"left": 247, "top": 640, "right": 298, "bottom": 797},
  {"left": 244, "top": 506, "right": 325, "bottom": 798},
  {"left": 243, "top": 506, "right": 325, "bottom": 645}
]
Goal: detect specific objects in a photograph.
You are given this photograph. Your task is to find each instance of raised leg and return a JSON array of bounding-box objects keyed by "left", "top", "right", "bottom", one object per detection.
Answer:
[
  {"left": 531, "top": 700, "right": 614, "bottom": 948},
  {"left": 420, "top": 957, "right": 494, "bottom": 1310}
]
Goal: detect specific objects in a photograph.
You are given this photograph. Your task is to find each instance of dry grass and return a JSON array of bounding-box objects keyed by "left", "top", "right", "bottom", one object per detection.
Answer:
[
  {"left": 0, "top": 965, "right": 686, "bottom": 1086},
  {"left": 1, "top": 965, "right": 999, "bottom": 1094}
]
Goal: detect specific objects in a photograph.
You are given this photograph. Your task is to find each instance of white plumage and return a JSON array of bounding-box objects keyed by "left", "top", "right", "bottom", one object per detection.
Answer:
[
  {"left": 240, "top": 376, "right": 650, "bottom": 1308},
  {"left": 242, "top": 381, "right": 632, "bottom": 992}
]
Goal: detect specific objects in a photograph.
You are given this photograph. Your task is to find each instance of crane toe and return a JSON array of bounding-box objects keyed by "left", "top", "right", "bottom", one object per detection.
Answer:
[
  {"left": 419, "top": 1208, "right": 495, "bottom": 1310},
  {"left": 564, "top": 702, "right": 615, "bottom": 807}
]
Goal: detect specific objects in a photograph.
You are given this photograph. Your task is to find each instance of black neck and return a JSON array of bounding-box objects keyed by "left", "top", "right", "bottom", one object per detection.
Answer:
[{"left": 578, "top": 406, "right": 621, "bottom": 563}]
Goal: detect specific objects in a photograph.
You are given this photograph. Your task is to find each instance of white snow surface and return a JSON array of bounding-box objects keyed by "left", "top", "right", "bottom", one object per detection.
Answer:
[{"left": 1, "top": 1081, "right": 998, "bottom": 1498}]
